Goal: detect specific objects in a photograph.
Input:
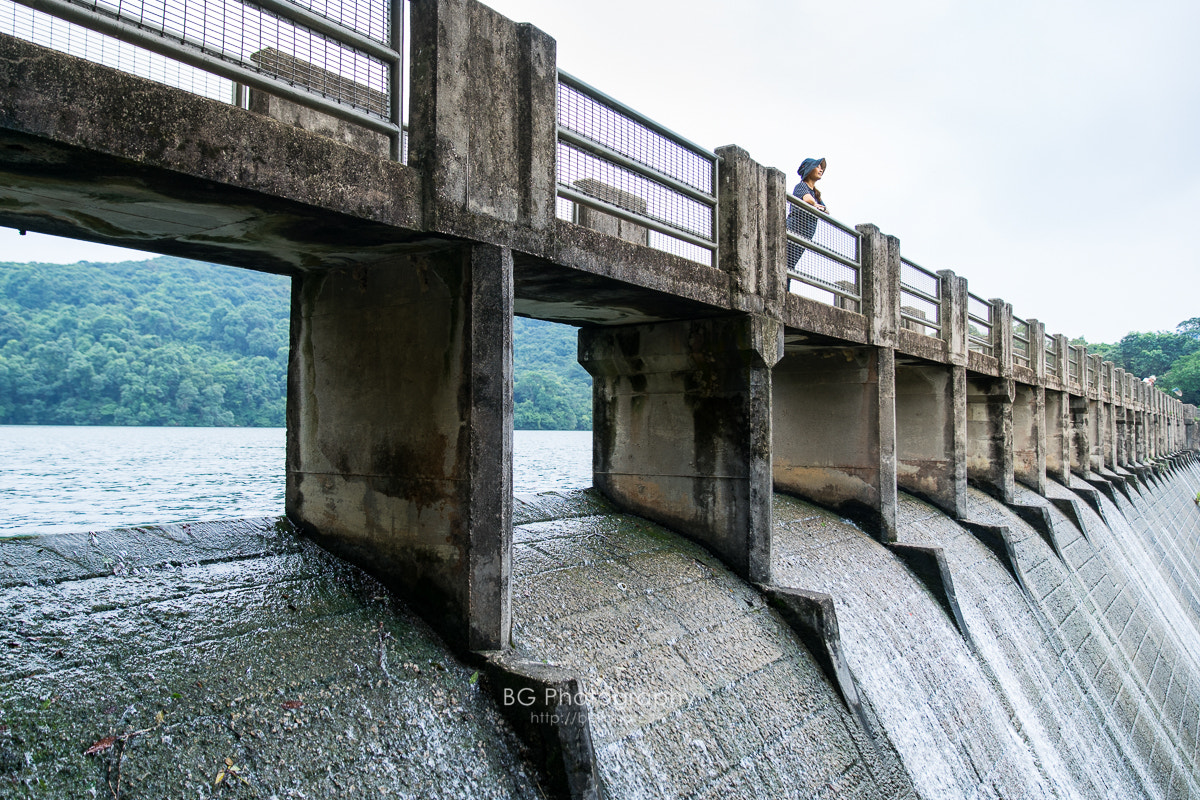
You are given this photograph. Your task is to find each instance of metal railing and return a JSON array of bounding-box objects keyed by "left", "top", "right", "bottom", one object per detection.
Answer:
[
  {"left": 6, "top": 0, "right": 407, "bottom": 159},
  {"left": 967, "top": 293, "right": 993, "bottom": 356},
  {"left": 1044, "top": 333, "right": 1058, "bottom": 377},
  {"left": 785, "top": 198, "right": 861, "bottom": 310},
  {"left": 1068, "top": 346, "right": 1081, "bottom": 382},
  {"left": 1012, "top": 316, "right": 1030, "bottom": 368},
  {"left": 555, "top": 70, "right": 718, "bottom": 266},
  {"left": 899, "top": 258, "right": 940, "bottom": 336},
  {"left": 1086, "top": 356, "right": 1096, "bottom": 388}
]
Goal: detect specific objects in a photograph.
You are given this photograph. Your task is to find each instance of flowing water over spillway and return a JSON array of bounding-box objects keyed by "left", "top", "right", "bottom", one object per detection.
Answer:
[{"left": 3, "top": 460, "right": 1199, "bottom": 797}]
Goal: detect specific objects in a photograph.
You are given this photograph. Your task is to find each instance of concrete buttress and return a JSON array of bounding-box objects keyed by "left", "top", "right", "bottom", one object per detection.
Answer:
[
  {"left": 287, "top": 243, "right": 514, "bottom": 652},
  {"left": 579, "top": 314, "right": 782, "bottom": 584}
]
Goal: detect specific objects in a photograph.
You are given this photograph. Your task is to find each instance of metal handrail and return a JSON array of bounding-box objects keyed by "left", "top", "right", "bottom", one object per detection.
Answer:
[
  {"left": 1012, "top": 316, "right": 1030, "bottom": 367},
  {"left": 967, "top": 292, "right": 993, "bottom": 355},
  {"left": 899, "top": 258, "right": 941, "bottom": 335},
  {"left": 1044, "top": 334, "right": 1058, "bottom": 375},
  {"left": 555, "top": 69, "right": 718, "bottom": 263},
  {"left": 785, "top": 196, "right": 861, "bottom": 306},
  {"left": 14, "top": 0, "right": 407, "bottom": 159}
]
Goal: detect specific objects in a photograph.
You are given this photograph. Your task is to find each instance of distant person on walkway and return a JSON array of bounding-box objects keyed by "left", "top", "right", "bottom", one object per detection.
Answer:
[{"left": 787, "top": 157, "right": 826, "bottom": 268}]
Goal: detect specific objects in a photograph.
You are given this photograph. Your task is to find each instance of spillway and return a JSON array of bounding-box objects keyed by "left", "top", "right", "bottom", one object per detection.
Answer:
[{"left": 2, "top": 461, "right": 1198, "bottom": 797}]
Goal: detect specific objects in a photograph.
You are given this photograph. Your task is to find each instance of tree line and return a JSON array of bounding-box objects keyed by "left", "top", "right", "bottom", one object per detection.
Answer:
[
  {"left": 1073, "top": 318, "right": 1200, "bottom": 406},
  {"left": 2, "top": 256, "right": 1192, "bottom": 429},
  {"left": 0, "top": 257, "right": 592, "bottom": 429}
]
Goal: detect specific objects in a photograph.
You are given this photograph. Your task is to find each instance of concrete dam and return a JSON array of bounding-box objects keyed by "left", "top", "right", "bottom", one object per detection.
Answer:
[{"left": 1, "top": 0, "right": 1199, "bottom": 796}]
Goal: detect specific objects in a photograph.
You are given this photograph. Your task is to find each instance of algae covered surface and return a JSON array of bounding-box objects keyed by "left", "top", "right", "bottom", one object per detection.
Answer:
[{"left": 0, "top": 518, "right": 540, "bottom": 799}]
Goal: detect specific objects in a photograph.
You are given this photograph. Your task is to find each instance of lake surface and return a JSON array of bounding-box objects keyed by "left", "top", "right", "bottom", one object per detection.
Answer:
[{"left": 0, "top": 426, "right": 592, "bottom": 537}]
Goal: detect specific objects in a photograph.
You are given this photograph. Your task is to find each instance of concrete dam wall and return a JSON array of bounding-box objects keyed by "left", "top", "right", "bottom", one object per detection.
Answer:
[{"left": 4, "top": 460, "right": 1199, "bottom": 797}]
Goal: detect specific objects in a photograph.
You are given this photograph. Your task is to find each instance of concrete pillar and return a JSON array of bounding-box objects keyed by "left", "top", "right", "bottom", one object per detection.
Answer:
[
  {"left": 893, "top": 270, "right": 967, "bottom": 517},
  {"left": 1013, "top": 320, "right": 1048, "bottom": 493},
  {"left": 1185, "top": 405, "right": 1198, "bottom": 450},
  {"left": 580, "top": 314, "right": 782, "bottom": 583},
  {"left": 1013, "top": 382, "right": 1046, "bottom": 494},
  {"left": 409, "top": 0, "right": 557, "bottom": 245},
  {"left": 1114, "top": 368, "right": 1128, "bottom": 467},
  {"left": 774, "top": 346, "right": 897, "bottom": 541},
  {"left": 716, "top": 145, "right": 787, "bottom": 317},
  {"left": 966, "top": 375, "right": 1015, "bottom": 502},
  {"left": 965, "top": 298, "right": 1015, "bottom": 501},
  {"left": 1045, "top": 389, "right": 1071, "bottom": 484},
  {"left": 896, "top": 364, "right": 967, "bottom": 517},
  {"left": 287, "top": 243, "right": 514, "bottom": 652},
  {"left": 1087, "top": 354, "right": 1104, "bottom": 472}
]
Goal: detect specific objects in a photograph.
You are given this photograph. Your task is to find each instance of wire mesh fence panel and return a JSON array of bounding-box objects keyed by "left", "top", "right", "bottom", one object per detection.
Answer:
[
  {"left": 785, "top": 196, "right": 860, "bottom": 309},
  {"left": 557, "top": 141, "right": 713, "bottom": 240},
  {"left": 900, "top": 258, "right": 940, "bottom": 336},
  {"left": 2, "top": 0, "right": 233, "bottom": 99},
  {"left": 556, "top": 72, "right": 717, "bottom": 266},
  {"left": 557, "top": 77, "right": 713, "bottom": 196},
  {"left": 967, "top": 293, "right": 993, "bottom": 355},
  {"left": 1068, "top": 348, "right": 1081, "bottom": 382},
  {"left": 9, "top": 0, "right": 407, "bottom": 154},
  {"left": 1013, "top": 317, "right": 1030, "bottom": 367},
  {"left": 1044, "top": 334, "right": 1058, "bottom": 376}
]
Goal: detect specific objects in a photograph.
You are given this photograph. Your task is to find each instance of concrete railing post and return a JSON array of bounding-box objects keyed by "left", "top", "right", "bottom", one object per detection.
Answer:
[
  {"left": 716, "top": 145, "right": 786, "bottom": 318},
  {"left": 409, "top": 0, "right": 557, "bottom": 248},
  {"left": 859, "top": 224, "right": 901, "bottom": 348}
]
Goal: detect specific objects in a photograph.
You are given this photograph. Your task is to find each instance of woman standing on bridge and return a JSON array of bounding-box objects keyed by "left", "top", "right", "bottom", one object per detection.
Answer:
[{"left": 787, "top": 156, "right": 827, "bottom": 267}]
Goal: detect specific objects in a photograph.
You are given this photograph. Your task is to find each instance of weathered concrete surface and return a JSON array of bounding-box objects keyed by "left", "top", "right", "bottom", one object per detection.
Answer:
[
  {"left": 965, "top": 375, "right": 1014, "bottom": 502},
  {"left": 580, "top": 314, "right": 781, "bottom": 583},
  {"left": 895, "top": 361, "right": 967, "bottom": 518},
  {"left": 509, "top": 491, "right": 915, "bottom": 799},
  {"left": 773, "top": 345, "right": 897, "bottom": 541},
  {"left": 287, "top": 243, "right": 513, "bottom": 652},
  {"left": 0, "top": 518, "right": 542, "bottom": 799},
  {"left": 0, "top": 33, "right": 425, "bottom": 275}
]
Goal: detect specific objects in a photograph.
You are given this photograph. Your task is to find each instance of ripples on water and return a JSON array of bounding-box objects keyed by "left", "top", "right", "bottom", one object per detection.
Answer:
[{"left": 0, "top": 426, "right": 592, "bottom": 537}]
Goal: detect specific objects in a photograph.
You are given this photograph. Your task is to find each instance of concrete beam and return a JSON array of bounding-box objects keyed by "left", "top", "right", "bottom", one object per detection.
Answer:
[
  {"left": 287, "top": 243, "right": 514, "bottom": 652},
  {"left": 580, "top": 314, "right": 781, "bottom": 583}
]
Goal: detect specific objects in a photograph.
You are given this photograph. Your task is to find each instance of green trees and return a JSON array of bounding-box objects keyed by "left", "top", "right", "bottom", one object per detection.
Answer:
[
  {"left": 1079, "top": 318, "right": 1200, "bottom": 406},
  {"left": 0, "top": 258, "right": 292, "bottom": 426},
  {"left": 0, "top": 258, "right": 593, "bottom": 428}
]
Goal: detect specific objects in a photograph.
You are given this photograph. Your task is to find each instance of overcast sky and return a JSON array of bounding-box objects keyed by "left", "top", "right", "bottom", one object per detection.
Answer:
[{"left": 2, "top": 0, "right": 1196, "bottom": 343}]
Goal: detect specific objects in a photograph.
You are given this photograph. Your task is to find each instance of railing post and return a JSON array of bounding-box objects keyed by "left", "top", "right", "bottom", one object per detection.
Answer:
[
  {"left": 991, "top": 299, "right": 1013, "bottom": 377},
  {"left": 1028, "top": 319, "right": 1045, "bottom": 378},
  {"left": 859, "top": 225, "right": 901, "bottom": 347},
  {"left": 938, "top": 270, "right": 968, "bottom": 366},
  {"left": 409, "top": 0, "right": 557, "bottom": 244},
  {"left": 715, "top": 145, "right": 786, "bottom": 318}
]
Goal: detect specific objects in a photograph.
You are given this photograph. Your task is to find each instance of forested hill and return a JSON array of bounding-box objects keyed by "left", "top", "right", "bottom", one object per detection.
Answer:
[{"left": 0, "top": 257, "right": 591, "bottom": 429}]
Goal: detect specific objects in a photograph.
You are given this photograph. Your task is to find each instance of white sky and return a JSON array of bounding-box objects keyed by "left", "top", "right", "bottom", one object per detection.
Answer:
[{"left": 2, "top": 0, "right": 1196, "bottom": 343}]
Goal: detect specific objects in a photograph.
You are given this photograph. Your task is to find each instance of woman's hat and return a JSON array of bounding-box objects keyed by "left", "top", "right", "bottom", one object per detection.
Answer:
[{"left": 798, "top": 157, "right": 827, "bottom": 178}]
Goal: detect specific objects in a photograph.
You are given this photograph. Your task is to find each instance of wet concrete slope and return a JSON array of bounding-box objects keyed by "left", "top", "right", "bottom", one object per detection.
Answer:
[
  {"left": 510, "top": 491, "right": 916, "bottom": 800},
  {"left": 768, "top": 458, "right": 1200, "bottom": 800},
  {"left": 0, "top": 519, "right": 541, "bottom": 799}
]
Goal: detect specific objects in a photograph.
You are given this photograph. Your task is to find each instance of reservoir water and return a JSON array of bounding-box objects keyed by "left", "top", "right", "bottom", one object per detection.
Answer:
[{"left": 0, "top": 425, "right": 592, "bottom": 537}]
